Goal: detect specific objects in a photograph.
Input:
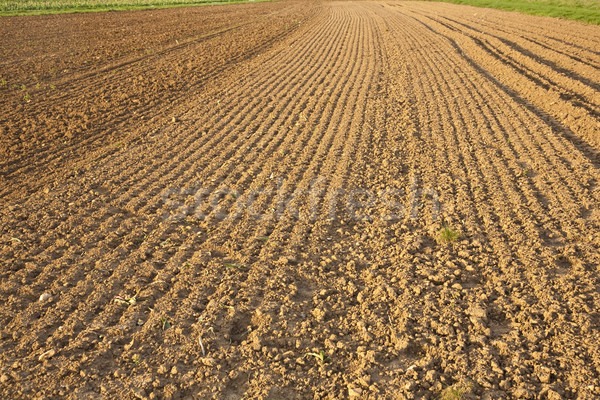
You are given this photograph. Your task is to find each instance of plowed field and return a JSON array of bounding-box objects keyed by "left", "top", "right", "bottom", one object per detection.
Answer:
[{"left": 1, "top": 1, "right": 600, "bottom": 398}]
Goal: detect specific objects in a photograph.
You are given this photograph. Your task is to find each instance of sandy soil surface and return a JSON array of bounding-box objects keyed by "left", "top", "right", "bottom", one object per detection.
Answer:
[{"left": 1, "top": 1, "right": 599, "bottom": 398}]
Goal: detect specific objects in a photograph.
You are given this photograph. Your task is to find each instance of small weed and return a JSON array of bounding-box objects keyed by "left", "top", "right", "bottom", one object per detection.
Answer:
[
  {"left": 438, "top": 383, "right": 471, "bottom": 400},
  {"left": 20, "top": 84, "right": 26, "bottom": 91},
  {"left": 438, "top": 224, "right": 460, "bottom": 243},
  {"left": 220, "top": 303, "right": 234, "bottom": 310},
  {"left": 160, "top": 317, "right": 172, "bottom": 330},
  {"left": 113, "top": 292, "right": 139, "bottom": 307},
  {"left": 23, "top": 92, "right": 31, "bottom": 102},
  {"left": 132, "top": 354, "right": 142, "bottom": 365},
  {"left": 518, "top": 167, "right": 529, "bottom": 177},
  {"left": 304, "top": 350, "right": 330, "bottom": 364},
  {"left": 256, "top": 236, "right": 269, "bottom": 243},
  {"left": 224, "top": 263, "right": 246, "bottom": 270},
  {"left": 0, "top": 78, "right": 6, "bottom": 87},
  {"left": 49, "top": 84, "right": 56, "bottom": 90}
]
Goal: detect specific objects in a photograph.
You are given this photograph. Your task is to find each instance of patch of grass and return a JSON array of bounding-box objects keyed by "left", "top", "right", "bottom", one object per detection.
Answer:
[
  {"left": 420, "top": 0, "right": 600, "bottom": 25},
  {"left": 224, "top": 263, "right": 246, "bottom": 270},
  {"left": 438, "top": 383, "right": 471, "bottom": 400},
  {"left": 0, "top": 0, "right": 275, "bottom": 17},
  {"left": 438, "top": 224, "right": 460, "bottom": 243}
]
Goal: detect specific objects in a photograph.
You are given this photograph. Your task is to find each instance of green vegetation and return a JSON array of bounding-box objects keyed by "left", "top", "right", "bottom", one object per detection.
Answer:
[
  {"left": 423, "top": 0, "right": 600, "bottom": 24},
  {"left": 0, "top": 0, "right": 271, "bottom": 17},
  {"left": 160, "top": 316, "right": 172, "bottom": 330},
  {"left": 113, "top": 292, "right": 139, "bottom": 306},
  {"left": 224, "top": 262, "right": 247, "bottom": 270},
  {"left": 438, "top": 224, "right": 460, "bottom": 243},
  {"left": 438, "top": 382, "right": 472, "bottom": 400},
  {"left": 304, "top": 350, "right": 330, "bottom": 364}
]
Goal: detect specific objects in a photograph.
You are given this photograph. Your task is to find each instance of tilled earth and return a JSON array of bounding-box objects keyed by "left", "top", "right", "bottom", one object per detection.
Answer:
[{"left": 1, "top": 1, "right": 600, "bottom": 399}]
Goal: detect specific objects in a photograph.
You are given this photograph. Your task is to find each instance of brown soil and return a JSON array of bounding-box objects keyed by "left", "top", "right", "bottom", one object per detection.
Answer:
[{"left": 1, "top": 1, "right": 600, "bottom": 399}]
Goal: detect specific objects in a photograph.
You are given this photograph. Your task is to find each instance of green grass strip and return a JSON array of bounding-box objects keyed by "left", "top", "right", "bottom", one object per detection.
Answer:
[
  {"left": 420, "top": 0, "right": 600, "bottom": 24},
  {"left": 0, "top": 0, "right": 273, "bottom": 17}
]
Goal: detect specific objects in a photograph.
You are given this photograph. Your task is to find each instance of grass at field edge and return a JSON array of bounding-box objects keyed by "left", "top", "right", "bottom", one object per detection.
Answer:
[
  {"left": 0, "top": 0, "right": 274, "bottom": 17},
  {"left": 421, "top": 0, "right": 600, "bottom": 24}
]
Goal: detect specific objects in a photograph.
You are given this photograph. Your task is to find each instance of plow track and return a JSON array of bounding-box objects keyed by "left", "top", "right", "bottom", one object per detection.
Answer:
[{"left": 1, "top": 1, "right": 599, "bottom": 398}]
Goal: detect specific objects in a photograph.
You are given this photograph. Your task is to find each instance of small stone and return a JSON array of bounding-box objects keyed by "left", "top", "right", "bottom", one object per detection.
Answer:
[
  {"left": 425, "top": 370, "right": 439, "bottom": 382},
  {"left": 469, "top": 305, "right": 487, "bottom": 320},
  {"left": 171, "top": 117, "right": 177, "bottom": 123},
  {"left": 170, "top": 366, "right": 178, "bottom": 375},
  {"left": 201, "top": 357, "right": 216, "bottom": 367},
  {"left": 0, "top": 374, "right": 9, "bottom": 383},
  {"left": 348, "top": 387, "right": 362, "bottom": 398},
  {"left": 113, "top": 369, "right": 126, "bottom": 379},
  {"left": 131, "top": 387, "right": 147, "bottom": 399},
  {"left": 278, "top": 256, "right": 289, "bottom": 265},
  {"left": 537, "top": 367, "right": 552, "bottom": 383},
  {"left": 39, "top": 293, "right": 52, "bottom": 302},
  {"left": 358, "top": 375, "right": 371, "bottom": 386},
  {"left": 546, "top": 389, "right": 561, "bottom": 400},
  {"left": 38, "top": 349, "right": 56, "bottom": 361},
  {"left": 251, "top": 336, "right": 262, "bottom": 352},
  {"left": 157, "top": 365, "right": 168, "bottom": 375}
]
